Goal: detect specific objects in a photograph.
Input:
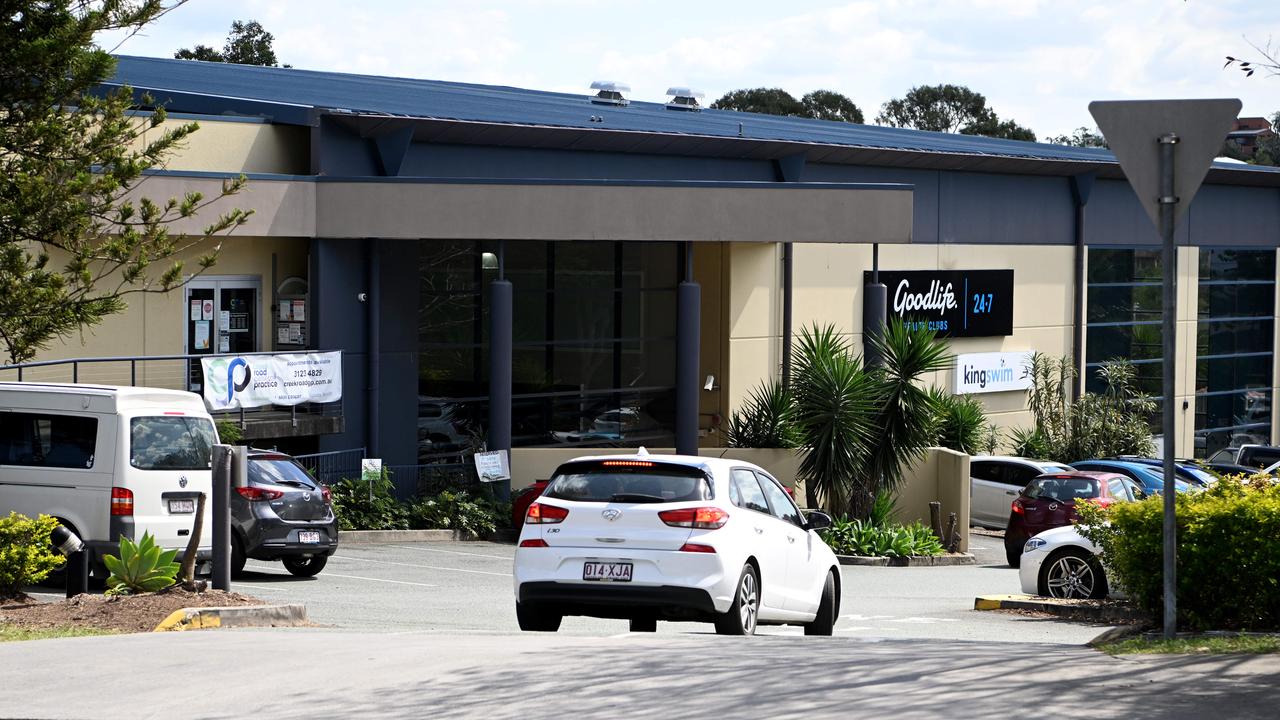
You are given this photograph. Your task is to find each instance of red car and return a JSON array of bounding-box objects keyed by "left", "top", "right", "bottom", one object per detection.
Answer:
[
  {"left": 1003, "top": 471, "right": 1132, "bottom": 567},
  {"left": 511, "top": 479, "right": 549, "bottom": 528}
]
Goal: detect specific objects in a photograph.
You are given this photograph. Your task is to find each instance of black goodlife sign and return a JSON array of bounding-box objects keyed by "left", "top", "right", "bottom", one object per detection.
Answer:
[{"left": 862, "top": 269, "right": 1014, "bottom": 338}]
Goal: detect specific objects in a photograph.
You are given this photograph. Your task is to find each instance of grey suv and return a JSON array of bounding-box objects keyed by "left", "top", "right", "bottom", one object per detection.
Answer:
[{"left": 230, "top": 450, "right": 339, "bottom": 577}]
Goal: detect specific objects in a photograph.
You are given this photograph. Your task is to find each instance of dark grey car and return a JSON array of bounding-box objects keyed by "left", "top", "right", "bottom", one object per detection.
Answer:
[{"left": 231, "top": 450, "right": 339, "bottom": 577}]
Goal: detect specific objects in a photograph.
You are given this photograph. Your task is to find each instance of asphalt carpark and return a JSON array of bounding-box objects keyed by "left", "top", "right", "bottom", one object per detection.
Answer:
[{"left": 30, "top": 529, "right": 1105, "bottom": 644}]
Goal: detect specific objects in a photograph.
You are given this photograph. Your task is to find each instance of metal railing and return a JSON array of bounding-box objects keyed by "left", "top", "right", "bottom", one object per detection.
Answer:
[{"left": 294, "top": 447, "right": 367, "bottom": 485}]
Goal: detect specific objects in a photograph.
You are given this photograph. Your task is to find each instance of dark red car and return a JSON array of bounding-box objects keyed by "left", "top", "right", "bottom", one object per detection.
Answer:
[
  {"left": 511, "top": 479, "right": 549, "bottom": 528},
  {"left": 1003, "top": 471, "right": 1131, "bottom": 567}
]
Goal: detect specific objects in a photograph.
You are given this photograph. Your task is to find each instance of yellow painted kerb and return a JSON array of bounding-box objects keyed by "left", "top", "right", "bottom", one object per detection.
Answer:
[
  {"left": 974, "top": 594, "right": 1034, "bottom": 611},
  {"left": 154, "top": 609, "right": 223, "bottom": 632}
]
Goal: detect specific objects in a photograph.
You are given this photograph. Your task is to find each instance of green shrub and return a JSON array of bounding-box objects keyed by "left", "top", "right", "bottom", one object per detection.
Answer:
[
  {"left": 329, "top": 472, "right": 409, "bottom": 531},
  {"left": 1078, "top": 476, "right": 1280, "bottom": 630},
  {"left": 931, "top": 391, "right": 988, "bottom": 455},
  {"left": 103, "top": 532, "right": 179, "bottom": 596},
  {"left": 821, "top": 518, "right": 945, "bottom": 558},
  {"left": 0, "top": 513, "right": 65, "bottom": 599},
  {"left": 215, "top": 420, "right": 243, "bottom": 444},
  {"left": 407, "top": 490, "right": 508, "bottom": 537},
  {"left": 725, "top": 379, "right": 802, "bottom": 449}
]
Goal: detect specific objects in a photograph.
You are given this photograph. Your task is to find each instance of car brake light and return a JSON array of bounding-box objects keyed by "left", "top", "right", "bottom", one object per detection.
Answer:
[
  {"left": 237, "top": 487, "right": 284, "bottom": 501},
  {"left": 1092, "top": 496, "right": 1115, "bottom": 507},
  {"left": 658, "top": 507, "right": 729, "bottom": 529},
  {"left": 519, "top": 539, "right": 549, "bottom": 548},
  {"left": 678, "top": 542, "right": 716, "bottom": 553},
  {"left": 110, "top": 487, "right": 134, "bottom": 516},
  {"left": 321, "top": 486, "right": 332, "bottom": 504},
  {"left": 525, "top": 502, "right": 568, "bottom": 524},
  {"left": 1011, "top": 499, "right": 1024, "bottom": 515},
  {"left": 602, "top": 460, "right": 654, "bottom": 467}
]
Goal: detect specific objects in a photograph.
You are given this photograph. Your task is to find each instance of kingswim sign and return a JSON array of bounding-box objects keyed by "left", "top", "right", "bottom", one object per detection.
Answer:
[
  {"left": 864, "top": 269, "right": 1014, "bottom": 338},
  {"left": 201, "top": 351, "right": 343, "bottom": 410},
  {"left": 954, "top": 351, "right": 1032, "bottom": 395}
]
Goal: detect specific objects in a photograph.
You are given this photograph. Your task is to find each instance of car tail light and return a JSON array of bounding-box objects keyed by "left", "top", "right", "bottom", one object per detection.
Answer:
[
  {"left": 519, "top": 539, "right": 549, "bottom": 548},
  {"left": 602, "top": 460, "right": 654, "bottom": 467},
  {"left": 678, "top": 542, "right": 716, "bottom": 553},
  {"left": 1091, "top": 496, "right": 1115, "bottom": 508},
  {"left": 321, "top": 486, "right": 332, "bottom": 504},
  {"left": 1011, "top": 498, "right": 1024, "bottom": 515},
  {"left": 658, "top": 507, "right": 729, "bottom": 529},
  {"left": 110, "top": 487, "right": 134, "bottom": 516},
  {"left": 525, "top": 502, "right": 568, "bottom": 524},
  {"left": 237, "top": 487, "right": 284, "bottom": 501}
]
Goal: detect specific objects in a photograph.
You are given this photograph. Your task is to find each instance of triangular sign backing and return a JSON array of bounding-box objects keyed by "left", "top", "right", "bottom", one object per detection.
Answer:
[{"left": 1089, "top": 99, "right": 1241, "bottom": 232}]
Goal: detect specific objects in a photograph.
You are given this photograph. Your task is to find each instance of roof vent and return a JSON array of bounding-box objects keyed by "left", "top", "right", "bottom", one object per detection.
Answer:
[
  {"left": 665, "top": 87, "right": 704, "bottom": 111},
  {"left": 589, "top": 80, "right": 630, "bottom": 107}
]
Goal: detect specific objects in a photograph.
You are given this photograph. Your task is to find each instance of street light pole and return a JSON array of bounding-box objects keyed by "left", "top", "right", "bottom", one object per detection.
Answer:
[{"left": 1158, "top": 131, "right": 1180, "bottom": 641}]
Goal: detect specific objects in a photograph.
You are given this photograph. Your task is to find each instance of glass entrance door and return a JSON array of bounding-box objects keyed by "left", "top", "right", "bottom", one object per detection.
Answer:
[{"left": 185, "top": 278, "right": 260, "bottom": 392}]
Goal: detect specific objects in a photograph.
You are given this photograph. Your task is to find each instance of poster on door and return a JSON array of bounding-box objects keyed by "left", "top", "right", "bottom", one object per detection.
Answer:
[{"left": 201, "top": 351, "right": 343, "bottom": 410}]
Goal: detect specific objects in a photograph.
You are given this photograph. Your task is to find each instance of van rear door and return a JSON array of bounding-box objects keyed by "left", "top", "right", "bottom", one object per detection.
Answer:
[{"left": 122, "top": 415, "right": 216, "bottom": 552}]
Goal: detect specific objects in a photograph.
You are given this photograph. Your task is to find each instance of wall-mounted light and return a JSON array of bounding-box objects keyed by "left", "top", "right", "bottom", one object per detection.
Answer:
[{"left": 481, "top": 252, "right": 499, "bottom": 270}]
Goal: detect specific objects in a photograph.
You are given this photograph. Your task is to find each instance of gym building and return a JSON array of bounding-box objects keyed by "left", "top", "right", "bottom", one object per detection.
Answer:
[{"left": 7, "top": 55, "right": 1280, "bottom": 482}]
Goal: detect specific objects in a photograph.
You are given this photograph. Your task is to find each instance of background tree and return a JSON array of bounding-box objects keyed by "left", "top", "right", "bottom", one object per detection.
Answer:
[
  {"left": 175, "top": 19, "right": 289, "bottom": 67},
  {"left": 1047, "top": 126, "right": 1109, "bottom": 148},
  {"left": 1, "top": 0, "right": 251, "bottom": 363},
  {"left": 711, "top": 87, "right": 864, "bottom": 124},
  {"left": 1225, "top": 38, "right": 1280, "bottom": 79},
  {"left": 876, "top": 84, "right": 1036, "bottom": 141}
]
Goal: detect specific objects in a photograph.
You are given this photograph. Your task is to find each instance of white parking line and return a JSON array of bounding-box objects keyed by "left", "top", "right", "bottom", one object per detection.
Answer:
[
  {"left": 331, "top": 554, "right": 511, "bottom": 577},
  {"left": 386, "top": 545, "right": 513, "bottom": 561},
  {"left": 321, "top": 572, "right": 439, "bottom": 588}
]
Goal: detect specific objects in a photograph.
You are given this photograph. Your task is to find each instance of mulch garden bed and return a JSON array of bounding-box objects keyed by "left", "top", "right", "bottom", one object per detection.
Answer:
[{"left": 0, "top": 589, "right": 264, "bottom": 634}]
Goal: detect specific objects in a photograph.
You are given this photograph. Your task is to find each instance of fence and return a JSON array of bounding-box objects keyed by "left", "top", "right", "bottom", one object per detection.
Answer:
[{"left": 294, "top": 447, "right": 367, "bottom": 485}]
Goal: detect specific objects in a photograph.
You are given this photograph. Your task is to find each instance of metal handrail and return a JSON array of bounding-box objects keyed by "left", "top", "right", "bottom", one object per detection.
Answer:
[{"left": 0, "top": 350, "right": 341, "bottom": 385}]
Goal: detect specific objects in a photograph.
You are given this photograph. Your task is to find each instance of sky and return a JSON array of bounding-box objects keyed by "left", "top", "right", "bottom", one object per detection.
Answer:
[{"left": 99, "top": 0, "right": 1280, "bottom": 139}]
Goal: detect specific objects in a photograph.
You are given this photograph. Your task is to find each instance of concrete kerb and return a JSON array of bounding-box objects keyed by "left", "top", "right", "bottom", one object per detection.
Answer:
[
  {"left": 154, "top": 604, "right": 307, "bottom": 632},
  {"left": 839, "top": 553, "right": 976, "bottom": 567},
  {"left": 974, "top": 594, "right": 1148, "bottom": 625},
  {"left": 340, "top": 529, "right": 519, "bottom": 544}
]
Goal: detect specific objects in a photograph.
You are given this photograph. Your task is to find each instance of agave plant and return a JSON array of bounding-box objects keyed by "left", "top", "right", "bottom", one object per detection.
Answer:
[
  {"left": 932, "top": 390, "right": 989, "bottom": 455},
  {"left": 103, "top": 532, "right": 179, "bottom": 596},
  {"left": 724, "top": 378, "right": 802, "bottom": 450}
]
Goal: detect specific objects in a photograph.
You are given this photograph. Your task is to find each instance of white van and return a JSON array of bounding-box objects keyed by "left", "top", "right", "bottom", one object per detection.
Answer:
[{"left": 0, "top": 382, "right": 216, "bottom": 574}]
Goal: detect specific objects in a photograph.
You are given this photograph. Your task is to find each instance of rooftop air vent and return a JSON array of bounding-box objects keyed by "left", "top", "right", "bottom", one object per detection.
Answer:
[
  {"left": 589, "top": 80, "right": 630, "bottom": 107},
  {"left": 665, "top": 87, "right": 704, "bottom": 111}
]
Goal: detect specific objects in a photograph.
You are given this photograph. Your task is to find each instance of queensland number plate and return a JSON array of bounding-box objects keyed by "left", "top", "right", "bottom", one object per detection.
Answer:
[
  {"left": 168, "top": 499, "right": 195, "bottom": 514},
  {"left": 298, "top": 531, "right": 322, "bottom": 544},
  {"left": 583, "top": 561, "right": 632, "bottom": 582}
]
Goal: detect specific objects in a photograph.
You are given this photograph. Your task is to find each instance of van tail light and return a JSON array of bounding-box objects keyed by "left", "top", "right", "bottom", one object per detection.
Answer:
[
  {"left": 110, "top": 487, "right": 134, "bottom": 516},
  {"left": 519, "top": 539, "right": 549, "bottom": 548},
  {"left": 1011, "top": 499, "right": 1025, "bottom": 515},
  {"left": 658, "top": 507, "right": 729, "bottom": 529},
  {"left": 678, "top": 542, "right": 716, "bottom": 553},
  {"left": 321, "top": 486, "right": 332, "bottom": 504},
  {"left": 525, "top": 503, "right": 568, "bottom": 524},
  {"left": 237, "top": 487, "right": 284, "bottom": 501}
]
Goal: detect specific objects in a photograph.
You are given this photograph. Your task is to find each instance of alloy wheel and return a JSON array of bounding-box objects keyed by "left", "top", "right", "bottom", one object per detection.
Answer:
[
  {"left": 739, "top": 571, "right": 758, "bottom": 633},
  {"left": 1045, "top": 554, "right": 1096, "bottom": 599}
]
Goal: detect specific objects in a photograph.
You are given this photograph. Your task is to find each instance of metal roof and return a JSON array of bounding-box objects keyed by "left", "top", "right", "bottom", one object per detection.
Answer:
[{"left": 107, "top": 55, "right": 1280, "bottom": 185}]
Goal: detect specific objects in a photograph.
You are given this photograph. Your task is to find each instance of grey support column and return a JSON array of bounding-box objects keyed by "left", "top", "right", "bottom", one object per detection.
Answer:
[
  {"left": 863, "top": 243, "right": 887, "bottom": 368},
  {"left": 781, "top": 242, "right": 794, "bottom": 390},
  {"left": 676, "top": 243, "right": 701, "bottom": 456},
  {"left": 488, "top": 242, "right": 513, "bottom": 499},
  {"left": 1070, "top": 174, "right": 1095, "bottom": 401}
]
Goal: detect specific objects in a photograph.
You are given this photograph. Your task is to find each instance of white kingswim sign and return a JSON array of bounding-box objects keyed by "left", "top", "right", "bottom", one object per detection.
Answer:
[{"left": 954, "top": 351, "right": 1032, "bottom": 395}]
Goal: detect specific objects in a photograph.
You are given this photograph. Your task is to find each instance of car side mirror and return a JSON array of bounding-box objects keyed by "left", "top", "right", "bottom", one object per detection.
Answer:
[{"left": 804, "top": 510, "right": 833, "bottom": 531}]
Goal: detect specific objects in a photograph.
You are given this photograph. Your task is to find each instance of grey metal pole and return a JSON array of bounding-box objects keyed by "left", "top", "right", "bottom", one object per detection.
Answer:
[
  {"left": 781, "top": 242, "right": 793, "bottom": 391},
  {"left": 1158, "top": 131, "right": 1180, "bottom": 640},
  {"left": 211, "top": 444, "right": 232, "bottom": 591},
  {"left": 676, "top": 243, "right": 700, "bottom": 456},
  {"left": 488, "top": 242, "right": 513, "bottom": 501},
  {"left": 368, "top": 240, "right": 381, "bottom": 458},
  {"left": 864, "top": 243, "right": 887, "bottom": 368}
]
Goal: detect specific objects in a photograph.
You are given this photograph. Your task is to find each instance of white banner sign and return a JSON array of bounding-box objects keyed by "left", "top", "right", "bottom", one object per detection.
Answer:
[
  {"left": 955, "top": 351, "right": 1033, "bottom": 395},
  {"left": 201, "top": 352, "right": 343, "bottom": 410},
  {"left": 474, "top": 450, "right": 511, "bottom": 483}
]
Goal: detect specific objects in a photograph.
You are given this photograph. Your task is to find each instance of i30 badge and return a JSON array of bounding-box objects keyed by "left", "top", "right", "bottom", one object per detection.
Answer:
[
  {"left": 601, "top": 508, "right": 622, "bottom": 522},
  {"left": 179, "top": 475, "right": 188, "bottom": 488}
]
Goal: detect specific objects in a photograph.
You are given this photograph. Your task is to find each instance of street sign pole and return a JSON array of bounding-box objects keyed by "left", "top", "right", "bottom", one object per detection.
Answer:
[{"left": 1157, "top": 132, "right": 1179, "bottom": 641}]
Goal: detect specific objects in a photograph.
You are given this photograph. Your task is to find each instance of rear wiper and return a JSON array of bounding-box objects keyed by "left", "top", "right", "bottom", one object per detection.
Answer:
[
  {"left": 609, "top": 493, "right": 665, "bottom": 503},
  {"left": 268, "top": 479, "right": 314, "bottom": 489}
]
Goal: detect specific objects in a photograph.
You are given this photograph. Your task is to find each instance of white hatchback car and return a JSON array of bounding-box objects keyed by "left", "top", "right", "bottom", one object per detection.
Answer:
[
  {"left": 1018, "top": 525, "right": 1112, "bottom": 599},
  {"left": 513, "top": 451, "right": 842, "bottom": 635}
]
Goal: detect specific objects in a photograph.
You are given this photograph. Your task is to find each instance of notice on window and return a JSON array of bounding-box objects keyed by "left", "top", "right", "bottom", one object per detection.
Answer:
[
  {"left": 201, "top": 299, "right": 214, "bottom": 320},
  {"left": 218, "top": 334, "right": 230, "bottom": 353},
  {"left": 219, "top": 310, "right": 231, "bottom": 329},
  {"left": 190, "top": 299, "right": 201, "bottom": 321},
  {"left": 194, "top": 321, "right": 211, "bottom": 350},
  {"left": 278, "top": 326, "right": 290, "bottom": 345},
  {"left": 288, "top": 323, "right": 303, "bottom": 344},
  {"left": 279, "top": 302, "right": 291, "bottom": 321},
  {"left": 291, "top": 300, "right": 305, "bottom": 322}
]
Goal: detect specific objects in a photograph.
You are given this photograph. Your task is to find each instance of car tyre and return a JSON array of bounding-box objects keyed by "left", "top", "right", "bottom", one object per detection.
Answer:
[
  {"left": 1038, "top": 547, "right": 1108, "bottom": 600},
  {"left": 629, "top": 617, "right": 657, "bottom": 633},
  {"left": 715, "top": 564, "right": 760, "bottom": 636},
  {"left": 516, "top": 603, "right": 562, "bottom": 632},
  {"left": 803, "top": 571, "right": 837, "bottom": 636},
  {"left": 282, "top": 555, "right": 328, "bottom": 577},
  {"left": 1005, "top": 543, "right": 1021, "bottom": 568},
  {"left": 230, "top": 535, "right": 247, "bottom": 578}
]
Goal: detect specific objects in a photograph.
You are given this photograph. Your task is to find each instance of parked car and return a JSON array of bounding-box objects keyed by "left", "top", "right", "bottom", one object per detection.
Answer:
[
  {"left": 1070, "top": 460, "right": 1192, "bottom": 496},
  {"left": 1201, "top": 461, "right": 1269, "bottom": 478},
  {"left": 1110, "top": 456, "right": 1218, "bottom": 487},
  {"left": 230, "top": 450, "right": 339, "bottom": 578},
  {"left": 511, "top": 479, "right": 549, "bottom": 528},
  {"left": 1019, "top": 525, "right": 1112, "bottom": 600},
  {"left": 969, "top": 456, "right": 1074, "bottom": 530},
  {"left": 1004, "top": 471, "right": 1137, "bottom": 567},
  {"left": 513, "top": 451, "right": 841, "bottom": 635},
  {"left": 1208, "top": 444, "right": 1280, "bottom": 470}
]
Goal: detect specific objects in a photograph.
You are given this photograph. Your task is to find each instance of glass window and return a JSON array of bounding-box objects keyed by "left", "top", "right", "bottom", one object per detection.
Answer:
[
  {"left": 544, "top": 461, "right": 711, "bottom": 503},
  {"left": 248, "top": 458, "right": 318, "bottom": 488},
  {"left": 731, "top": 469, "right": 770, "bottom": 514},
  {"left": 1106, "top": 477, "right": 1131, "bottom": 501},
  {"left": 0, "top": 412, "right": 97, "bottom": 469},
  {"left": 1025, "top": 477, "right": 1099, "bottom": 501},
  {"left": 129, "top": 417, "right": 215, "bottom": 471},
  {"left": 757, "top": 473, "right": 803, "bottom": 527}
]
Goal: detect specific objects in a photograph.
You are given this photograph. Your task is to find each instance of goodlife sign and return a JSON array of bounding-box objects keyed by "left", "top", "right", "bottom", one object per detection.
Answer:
[
  {"left": 864, "top": 269, "right": 1014, "bottom": 338},
  {"left": 955, "top": 351, "right": 1032, "bottom": 395},
  {"left": 201, "top": 352, "right": 342, "bottom": 410}
]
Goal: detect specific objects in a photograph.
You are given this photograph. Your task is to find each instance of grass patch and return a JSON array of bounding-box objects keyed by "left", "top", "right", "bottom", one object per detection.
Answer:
[
  {"left": 0, "top": 625, "right": 121, "bottom": 643},
  {"left": 1102, "top": 634, "right": 1280, "bottom": 656}
]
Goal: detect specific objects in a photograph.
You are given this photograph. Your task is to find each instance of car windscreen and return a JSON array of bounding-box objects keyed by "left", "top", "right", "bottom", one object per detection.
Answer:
[
  {"left": 544, "top": 460, "right": 712, "bottom": 503},
  {"left": 248, "top": 458, "right": 318, "bottom": 488},
  {"left": 129, "top": 416, "right": 215, "bottom": 470},
  {"left": 1025, "top": 477, "right": 1099, "bottom": 502}
]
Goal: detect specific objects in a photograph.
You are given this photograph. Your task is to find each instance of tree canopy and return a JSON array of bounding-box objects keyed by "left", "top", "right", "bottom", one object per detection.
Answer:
[
  {"left": 711, "top": 87, "right": 865, "bottom": 124},
  {"left": 1, "top": 0, "right": 251, "bottom": 363},
  {"left": 1047, "top": 127, "right": 1108, "bottom": 148},
  {"left": 175, "top": 20, "right": 288, "bottom": 67},
  {"left": 875, "top": 84, "right": 1035, "bottom": 141}
]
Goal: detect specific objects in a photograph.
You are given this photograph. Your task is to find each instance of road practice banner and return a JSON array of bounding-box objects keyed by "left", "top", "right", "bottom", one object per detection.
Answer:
[{"left": 201, "top": 352, "right": 342, "bottom": 410}]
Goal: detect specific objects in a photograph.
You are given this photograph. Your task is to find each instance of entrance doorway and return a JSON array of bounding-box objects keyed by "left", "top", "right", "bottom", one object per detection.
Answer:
[{"left": 185, "top": 276, "right": 261, "bottom": 392}]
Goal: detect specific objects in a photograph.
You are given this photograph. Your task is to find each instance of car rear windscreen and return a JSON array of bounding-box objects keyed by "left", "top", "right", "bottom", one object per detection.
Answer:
[
  {"left": 130, "top": 416, "right": 216, "bottom": 470},
  {"left": 544, "top": 460, "right": 712, "bottom": 503},
  {"left": 1025, "top": 476, "right": 1099, "bottom": 502},
  {"left": 249, "top": 458, "right": 318, "bottom": 488}
]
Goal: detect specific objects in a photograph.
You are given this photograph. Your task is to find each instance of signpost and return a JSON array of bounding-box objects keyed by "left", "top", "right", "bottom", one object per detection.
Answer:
[{"left": 1089, "top": 98, "right": 1241, "bottom": 640}]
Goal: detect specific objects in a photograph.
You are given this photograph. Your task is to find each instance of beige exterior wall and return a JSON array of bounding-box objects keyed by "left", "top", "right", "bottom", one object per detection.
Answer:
[
  {"left": 894, "top": 447, "right": 971, "bottom": 552},
  {"left": 134, "top": 117, "right": 309, "bottom": 175}
]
